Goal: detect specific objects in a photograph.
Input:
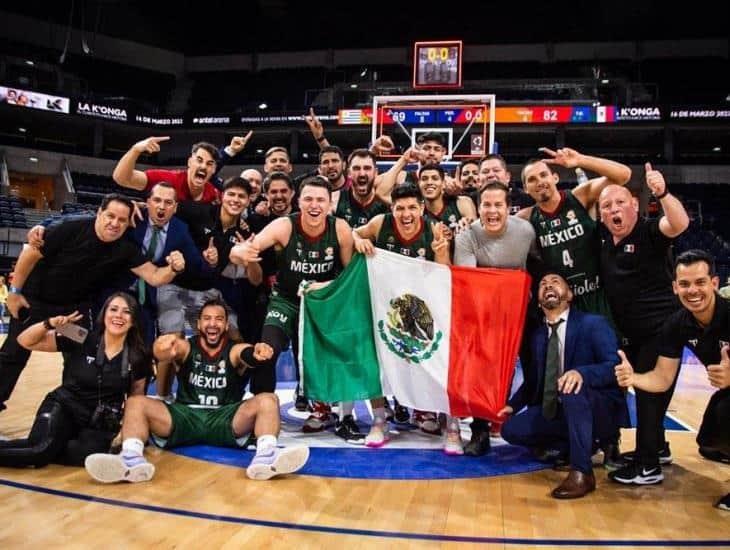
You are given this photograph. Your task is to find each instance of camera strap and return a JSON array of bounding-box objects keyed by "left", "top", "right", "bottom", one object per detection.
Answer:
[{"left": 95, "top": 336, "right": 130, "bottom": 405}]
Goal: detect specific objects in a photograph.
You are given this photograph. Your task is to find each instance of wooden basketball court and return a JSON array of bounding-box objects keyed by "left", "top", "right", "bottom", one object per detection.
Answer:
[{"left": 0, "top": 339, "right": 728, "bottom": 549}]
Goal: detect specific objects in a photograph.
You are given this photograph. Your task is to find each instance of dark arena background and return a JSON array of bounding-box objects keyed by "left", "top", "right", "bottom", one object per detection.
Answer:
[{"left": 0, "top": 2, "right": 729, "bottom": 548}]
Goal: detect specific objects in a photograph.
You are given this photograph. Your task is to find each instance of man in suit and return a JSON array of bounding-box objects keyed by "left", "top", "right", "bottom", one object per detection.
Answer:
[
  {"left": 123, "top": 182, "right": 213, "bottom": 344},
  {"left": 500, "top": 272, "right": 629, "bottom": 499}
]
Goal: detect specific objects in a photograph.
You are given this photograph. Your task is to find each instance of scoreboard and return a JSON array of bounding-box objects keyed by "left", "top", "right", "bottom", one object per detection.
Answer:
[{"left": 374, "top": 105, "right": 597, "bottom": 125}]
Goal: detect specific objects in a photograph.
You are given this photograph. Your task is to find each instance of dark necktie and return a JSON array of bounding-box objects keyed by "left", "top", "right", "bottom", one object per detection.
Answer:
[
  {"left": 542, "top": 318, "right": 564, "bottom": 420},
  {"left": 138, "top": 226, "right": 161, "bottom": 305}
]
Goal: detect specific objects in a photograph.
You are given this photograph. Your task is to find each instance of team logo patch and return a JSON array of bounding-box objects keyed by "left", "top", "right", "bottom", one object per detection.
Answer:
[
  {"left": 324, "top": 247, "right": 334, "bottom": 261},
  {"left": 624, "top": 244, "right": 635, "bottom": 253},
  {"left": 377, "top": 294, "right": 442, "bottom": 363},
  {"left": 566, "top": 210, "right": 578, "bottom": 225},
  {"left": 550, "top": 219, "right": 561, "bottom": 228}
]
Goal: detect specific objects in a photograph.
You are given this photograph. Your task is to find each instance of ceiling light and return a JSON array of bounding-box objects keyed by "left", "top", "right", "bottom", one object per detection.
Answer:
[
  {"left": 601, "top": 79, "right": 609, "bottom": 84},
  {"left": 18, "top": 127, "right": 26, "bottom": 133},
  {"left": 350, "top": 84, "right": 358, "bottom": 89},
  {"left": 29, "top": 156, "right": 38, "bottom": 162},
  {"left": 713, "top": 146, "right": 722, "bottom": 152},
  {"left": 258, "top": 103, "right": 268, "bottom": 110},
  {"left": 726, "top": 94, "right": 730, "bottom": 102},
  {"left": 256, "top": 148, "right": 264, "bottom": 154},
  {"left": 25, "top": 60, "right": 34, "bottom": 66},
  {"left": 360, "top": 68, "right": 368, "bottom": 77}
]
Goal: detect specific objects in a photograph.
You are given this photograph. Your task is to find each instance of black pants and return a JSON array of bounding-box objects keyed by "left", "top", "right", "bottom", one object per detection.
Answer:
[
  {"left": 624, "top": 333, "right": 679, "bottom": 466},
  {"left": 245, "top": 324, "right": 298, "bottom": 394},
  {"left": 0, "top": 391, "right": 114, "bottom": 468},
  {"left": 697, "top": 387, "right": 730, "bottom": 456},
  {"left": 0, "top": 299, "right": 90, "bottom": 411}
]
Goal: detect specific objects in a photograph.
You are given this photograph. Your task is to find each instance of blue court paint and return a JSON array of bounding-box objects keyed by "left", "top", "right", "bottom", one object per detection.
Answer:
[
  {"left": 1, "top": 478, "right": 727, "bottom": 547},
  {"left": 174, "top": 444, "right": 550, "bottom": 480}
]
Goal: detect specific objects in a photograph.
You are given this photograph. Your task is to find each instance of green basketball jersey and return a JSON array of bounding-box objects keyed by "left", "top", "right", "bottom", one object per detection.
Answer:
[
  {"left": 425, "top": 196, "right": 463, "bottom": 233},
  {"left": 529, "top": 190, "right": 611, "bottom": 317},
  {"left": 335, "top": 189, "right": 390, "bottom": 228},
  {"left": 375, "top": 213, "right": 435, "bottom": 261},
  {"left": 274, "top": 213, "right": 343, "bottom": 301},
  {"left": 176, "top": 337, "right": 241, "bottom": 409}
]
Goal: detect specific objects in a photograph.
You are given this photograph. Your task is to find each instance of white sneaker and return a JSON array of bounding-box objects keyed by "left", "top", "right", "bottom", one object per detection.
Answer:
[
  {"left": 443, "top": 430, "right": 464, "bottom": 456},
  {"left": 246, "top": 446, "right": 310, "bottom": 480},
  {"left": 85, "top": 453, "right": 155, "bottom": 484},
  {"left": 365, "top": 421, "right": 390, "bottom": 448}
]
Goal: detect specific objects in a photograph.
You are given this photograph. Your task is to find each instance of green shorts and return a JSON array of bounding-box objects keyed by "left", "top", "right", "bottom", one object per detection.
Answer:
[
  {"left": 263, "top": 292, "right": 299, "bottom": 339},
  {"left": 152, "top": 402, "right": 248, "bottom": 449}
]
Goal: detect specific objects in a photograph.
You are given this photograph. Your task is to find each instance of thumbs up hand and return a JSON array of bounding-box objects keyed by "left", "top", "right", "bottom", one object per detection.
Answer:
[
  {"left": 203, "top": 236, "right": 218, "bottom": 267},
  {"left": 707, "top": 346, "right": 730, "bottom": 389},
  {"left": 614, "top": 349, "right": 635, "bottom": 388},
  {"left": 645, "top": 162, "right": 667, "bottom": 198}
]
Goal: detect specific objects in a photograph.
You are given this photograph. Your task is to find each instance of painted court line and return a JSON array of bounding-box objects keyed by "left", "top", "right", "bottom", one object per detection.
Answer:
[{"left": 1, "top": 478, "right": 727, "bottom": 547}]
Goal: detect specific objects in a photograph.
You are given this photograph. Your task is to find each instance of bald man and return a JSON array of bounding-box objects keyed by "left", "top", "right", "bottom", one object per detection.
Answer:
[{"left": 598, "top": 164, "right": 689, "bottom": 484}]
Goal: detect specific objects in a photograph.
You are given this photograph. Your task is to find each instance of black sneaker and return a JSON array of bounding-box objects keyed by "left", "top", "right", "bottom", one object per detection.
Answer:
[
  {"left": 621, "top": 442, "right": 672, "bottom": 465},
  {"left": 609, "top": 462, "right": 663, "bottom": 485},
  {"left": 715, "top": 493, "right": 730, "bottom": 511},
  {"left": 294, "top": 385, "right": 309, "bottom": 412},
  {"left": 392, "top": 398, "right": 410, "bottom": 424},
  {"left": 335, "top": 415, "right": 366, "bottom": 445},
  {"left": 601, "top": 441, "right": 625, "bottom": 471},
  {"left": 463, "top": 429, "right": 491, "bottom": 457}
]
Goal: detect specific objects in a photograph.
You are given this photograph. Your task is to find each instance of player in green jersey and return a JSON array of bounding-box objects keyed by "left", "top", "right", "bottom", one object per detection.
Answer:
[
  {"left": 85, "top": 298, "right": 309, "bottom": 483},
  {"left": 517, "top": 147, "right": 631, "bottom": 317}
]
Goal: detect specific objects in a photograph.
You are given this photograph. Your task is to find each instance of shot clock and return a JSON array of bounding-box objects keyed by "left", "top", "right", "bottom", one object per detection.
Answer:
[{"left": 413, "top": 40, "right": 463, "bottom": 89}]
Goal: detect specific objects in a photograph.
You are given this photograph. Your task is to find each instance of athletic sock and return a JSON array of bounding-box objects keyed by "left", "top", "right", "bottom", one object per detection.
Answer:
[
  {"left": 446, "top": 415, "right": 460, "bottom": 433},
  {"left": 121, "top": 438, "right": 146, "bottom": 466},
  {"left": 373, "top": 407, "right": 386, "bottom": 424},
  {"left": 256, "top": 434, "right": 278, "bottom": 455}
]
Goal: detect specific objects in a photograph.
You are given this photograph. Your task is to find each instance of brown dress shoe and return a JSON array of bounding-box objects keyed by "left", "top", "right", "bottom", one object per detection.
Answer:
[{"left": 551, "top": 469, "right": 596, "bottom": 499}]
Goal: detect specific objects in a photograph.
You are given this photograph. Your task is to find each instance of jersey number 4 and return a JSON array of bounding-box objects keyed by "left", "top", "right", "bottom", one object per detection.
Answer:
[{"left": 562, "top": 249, "right": 574, "bottom": 268}]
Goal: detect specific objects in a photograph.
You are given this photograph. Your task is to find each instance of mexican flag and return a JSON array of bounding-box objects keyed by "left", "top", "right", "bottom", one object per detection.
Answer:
[{"left": 299, "top": 250, "right": 531, "bottom": 422}]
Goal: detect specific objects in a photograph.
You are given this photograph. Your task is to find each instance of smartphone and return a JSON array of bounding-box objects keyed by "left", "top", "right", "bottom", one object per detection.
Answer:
[{"left": 56, "top": 322, "right": 89, "bottom": 344}]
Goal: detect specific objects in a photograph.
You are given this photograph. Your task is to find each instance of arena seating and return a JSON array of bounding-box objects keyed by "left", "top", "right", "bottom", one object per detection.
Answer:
[{"left": 0, "top": 195, "right": 28, "bottom": 228}]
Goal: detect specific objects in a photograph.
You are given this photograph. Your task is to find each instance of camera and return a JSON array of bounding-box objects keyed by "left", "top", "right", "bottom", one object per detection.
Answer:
[{"left": 90, "top": 402, "right": 123, "bottom": 433}]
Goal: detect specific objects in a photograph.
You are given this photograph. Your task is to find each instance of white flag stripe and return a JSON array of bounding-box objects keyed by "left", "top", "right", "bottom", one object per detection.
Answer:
[{"left": 366, "top": 249, "right": 453, "bottom": 414}]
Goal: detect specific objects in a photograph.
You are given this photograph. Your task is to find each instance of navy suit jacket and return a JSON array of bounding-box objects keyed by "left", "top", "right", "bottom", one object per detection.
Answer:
[
  {"left": 509, "top": 308, "right": 629, "bottom": 426},
  {"left": 126, "top": 213, "right": 208, "bottom": 306}
]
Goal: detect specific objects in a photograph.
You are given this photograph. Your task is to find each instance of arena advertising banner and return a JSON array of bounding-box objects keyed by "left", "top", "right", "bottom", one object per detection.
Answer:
[
  {"left": 669, "top": 107, "right": 730, "bottom": 120},
  {"left": 76, "top": 101, "right": 129, "bottom": 122},
  {"left": 614, "top": 105, "right": 663, "bottom": 121},
  {"left": 1, "top": 85, "right": 70, "bottom": 114}
]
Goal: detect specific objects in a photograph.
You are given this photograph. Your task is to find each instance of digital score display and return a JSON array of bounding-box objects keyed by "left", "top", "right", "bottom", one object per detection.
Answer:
[{"left": 413, "top": 40, "right": 463, "bottom": 89}]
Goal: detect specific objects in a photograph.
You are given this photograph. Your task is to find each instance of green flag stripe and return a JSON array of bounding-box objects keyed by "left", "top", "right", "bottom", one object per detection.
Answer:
[{"left": 299, "top": 253, "right": 383, "bottom": 402}]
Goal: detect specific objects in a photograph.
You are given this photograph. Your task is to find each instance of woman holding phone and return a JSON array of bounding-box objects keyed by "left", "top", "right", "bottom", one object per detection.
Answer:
[{"left": 0, "top": 292, "right": 150, "bottom": 468}]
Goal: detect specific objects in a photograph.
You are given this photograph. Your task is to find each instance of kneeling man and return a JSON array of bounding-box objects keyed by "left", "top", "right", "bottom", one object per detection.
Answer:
[{"left": 500, "top": 272, "right": 629, "bottom": 499}]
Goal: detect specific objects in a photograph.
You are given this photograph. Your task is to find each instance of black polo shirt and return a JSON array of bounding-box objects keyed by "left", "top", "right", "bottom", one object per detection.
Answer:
[
  {"left": 600, "top": 217, "right": 679, "bottom": 339},
  {"left": 56, "top": 331, "right": 150, "bottom": 408},
  {"left": 657, "top": 295, "right": 730, "bottom": 365},
  {"left": 25, "top": 218, "right": 147, "bottom": 306}
]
